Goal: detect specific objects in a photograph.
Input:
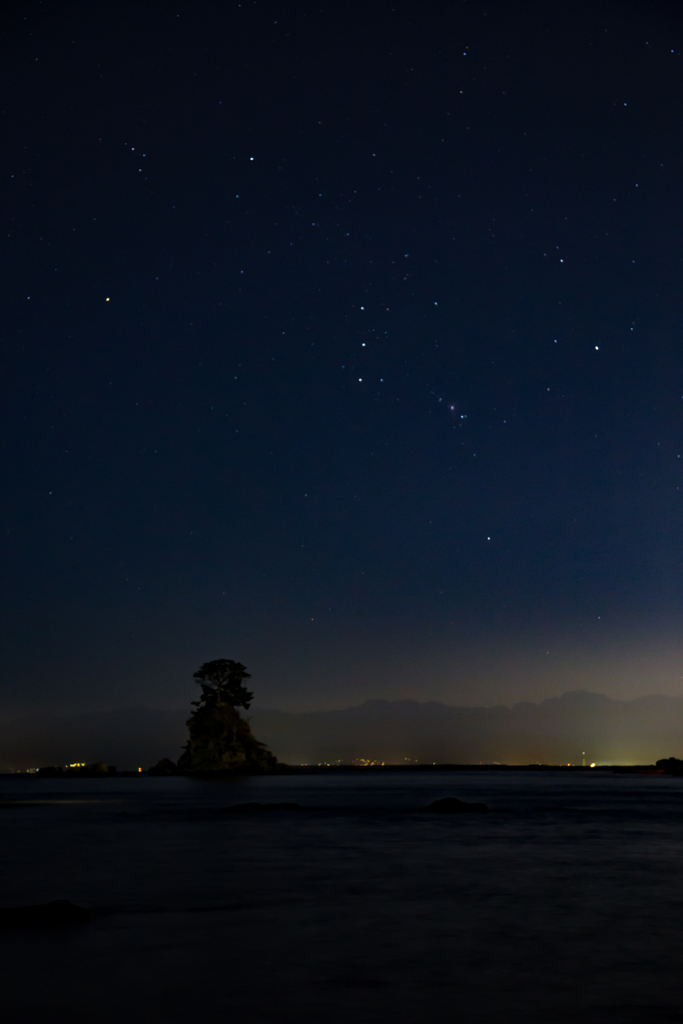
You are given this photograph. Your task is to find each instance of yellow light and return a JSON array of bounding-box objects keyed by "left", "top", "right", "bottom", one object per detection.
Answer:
[
  {"left": 106, "top": 297, "right": 110, "bottom": 301},
  {"left": 590, "top": 763, "right": 596, "bottom": 768},
  {"left": 138, "top": 767, "right": 142, "bottom": 772}
]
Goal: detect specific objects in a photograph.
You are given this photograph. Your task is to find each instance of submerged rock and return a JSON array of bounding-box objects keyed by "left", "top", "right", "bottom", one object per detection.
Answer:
[
  {"left": 0, "top": 900, "right": 90, "bottom": 928},
  {"left": 422, "top": 797, "right": 488, "bottom": 813},
  {"left": 219, "top": 802, "right": 301, "bottom": 813}
]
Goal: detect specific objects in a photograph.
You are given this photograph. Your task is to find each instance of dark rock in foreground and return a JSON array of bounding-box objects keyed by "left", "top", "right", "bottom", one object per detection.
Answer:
[
  {"left": 219, "top": 802, "right": 301, "bottom": 813},
  {"left": 422, "top": 797, "right": 488, "bottom": 813},
  {"left": 0, "top": 900, "right": 90, "bottom": 928}
]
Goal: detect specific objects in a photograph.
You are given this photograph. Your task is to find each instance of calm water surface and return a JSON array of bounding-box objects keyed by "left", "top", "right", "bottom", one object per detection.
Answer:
[{"left": 1, "top": 770, "right": 682, "bottom": 1023}]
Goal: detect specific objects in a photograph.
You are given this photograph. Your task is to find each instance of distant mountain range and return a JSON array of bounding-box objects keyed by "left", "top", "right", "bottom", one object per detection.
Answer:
[
  {"left": 1, "top": 691, "right": 682, "bottom": 771},
  {"left": 251, "top": 692, "right": 683, "bottom": 766}
]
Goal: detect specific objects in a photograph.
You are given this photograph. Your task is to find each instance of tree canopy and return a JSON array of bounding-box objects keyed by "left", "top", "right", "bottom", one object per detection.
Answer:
[{"left": 192, "top": 659, "right": 254, "bottom": 710}]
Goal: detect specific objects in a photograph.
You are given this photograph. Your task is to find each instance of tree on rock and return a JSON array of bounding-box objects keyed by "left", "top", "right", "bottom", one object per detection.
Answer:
[
  {"left": 177, "top": 659, "right": 278, "bottom": 775},
  {"left": 191, "top": 659, "right": 254, "bottom": 710}
]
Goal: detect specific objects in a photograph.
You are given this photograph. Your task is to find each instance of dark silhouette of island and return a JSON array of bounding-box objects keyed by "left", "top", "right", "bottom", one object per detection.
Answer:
[
  {"left": 36, "top": 762, "right": 115, "bottom": 778},
  {"left": 174, "top": 660, "right": 278, "bottom": 775},
  {"left": 148, "top": 757, "right": 178, "bottom": 776}
]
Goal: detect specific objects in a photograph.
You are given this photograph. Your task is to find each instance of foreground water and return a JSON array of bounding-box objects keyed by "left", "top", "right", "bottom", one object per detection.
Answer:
[{"left": 1, "top": 769, "right": 682, "bottom": 1023}]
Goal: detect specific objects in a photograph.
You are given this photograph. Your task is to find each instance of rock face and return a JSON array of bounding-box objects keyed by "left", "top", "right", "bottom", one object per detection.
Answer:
[{"left": 177, "top": 698, "right": 278, "bottom": 775}]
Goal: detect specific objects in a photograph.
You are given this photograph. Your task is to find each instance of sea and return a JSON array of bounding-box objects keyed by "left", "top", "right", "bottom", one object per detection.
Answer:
[{"left": 1, "top": 768, "right": 682, "bottom": 1024}]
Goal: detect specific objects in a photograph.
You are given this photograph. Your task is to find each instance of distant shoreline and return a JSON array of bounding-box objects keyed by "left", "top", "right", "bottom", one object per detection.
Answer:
[
  {"left": 279, "top": 763, "right": 664, "bottom": 774},
  {"left": 0, "top": 763, "right": 669, "bottom": 777}
]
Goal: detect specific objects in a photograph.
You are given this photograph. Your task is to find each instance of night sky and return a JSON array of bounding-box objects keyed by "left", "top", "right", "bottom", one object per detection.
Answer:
[{"left": 2, "top": 1, "right": 681, "bottom": 718}]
